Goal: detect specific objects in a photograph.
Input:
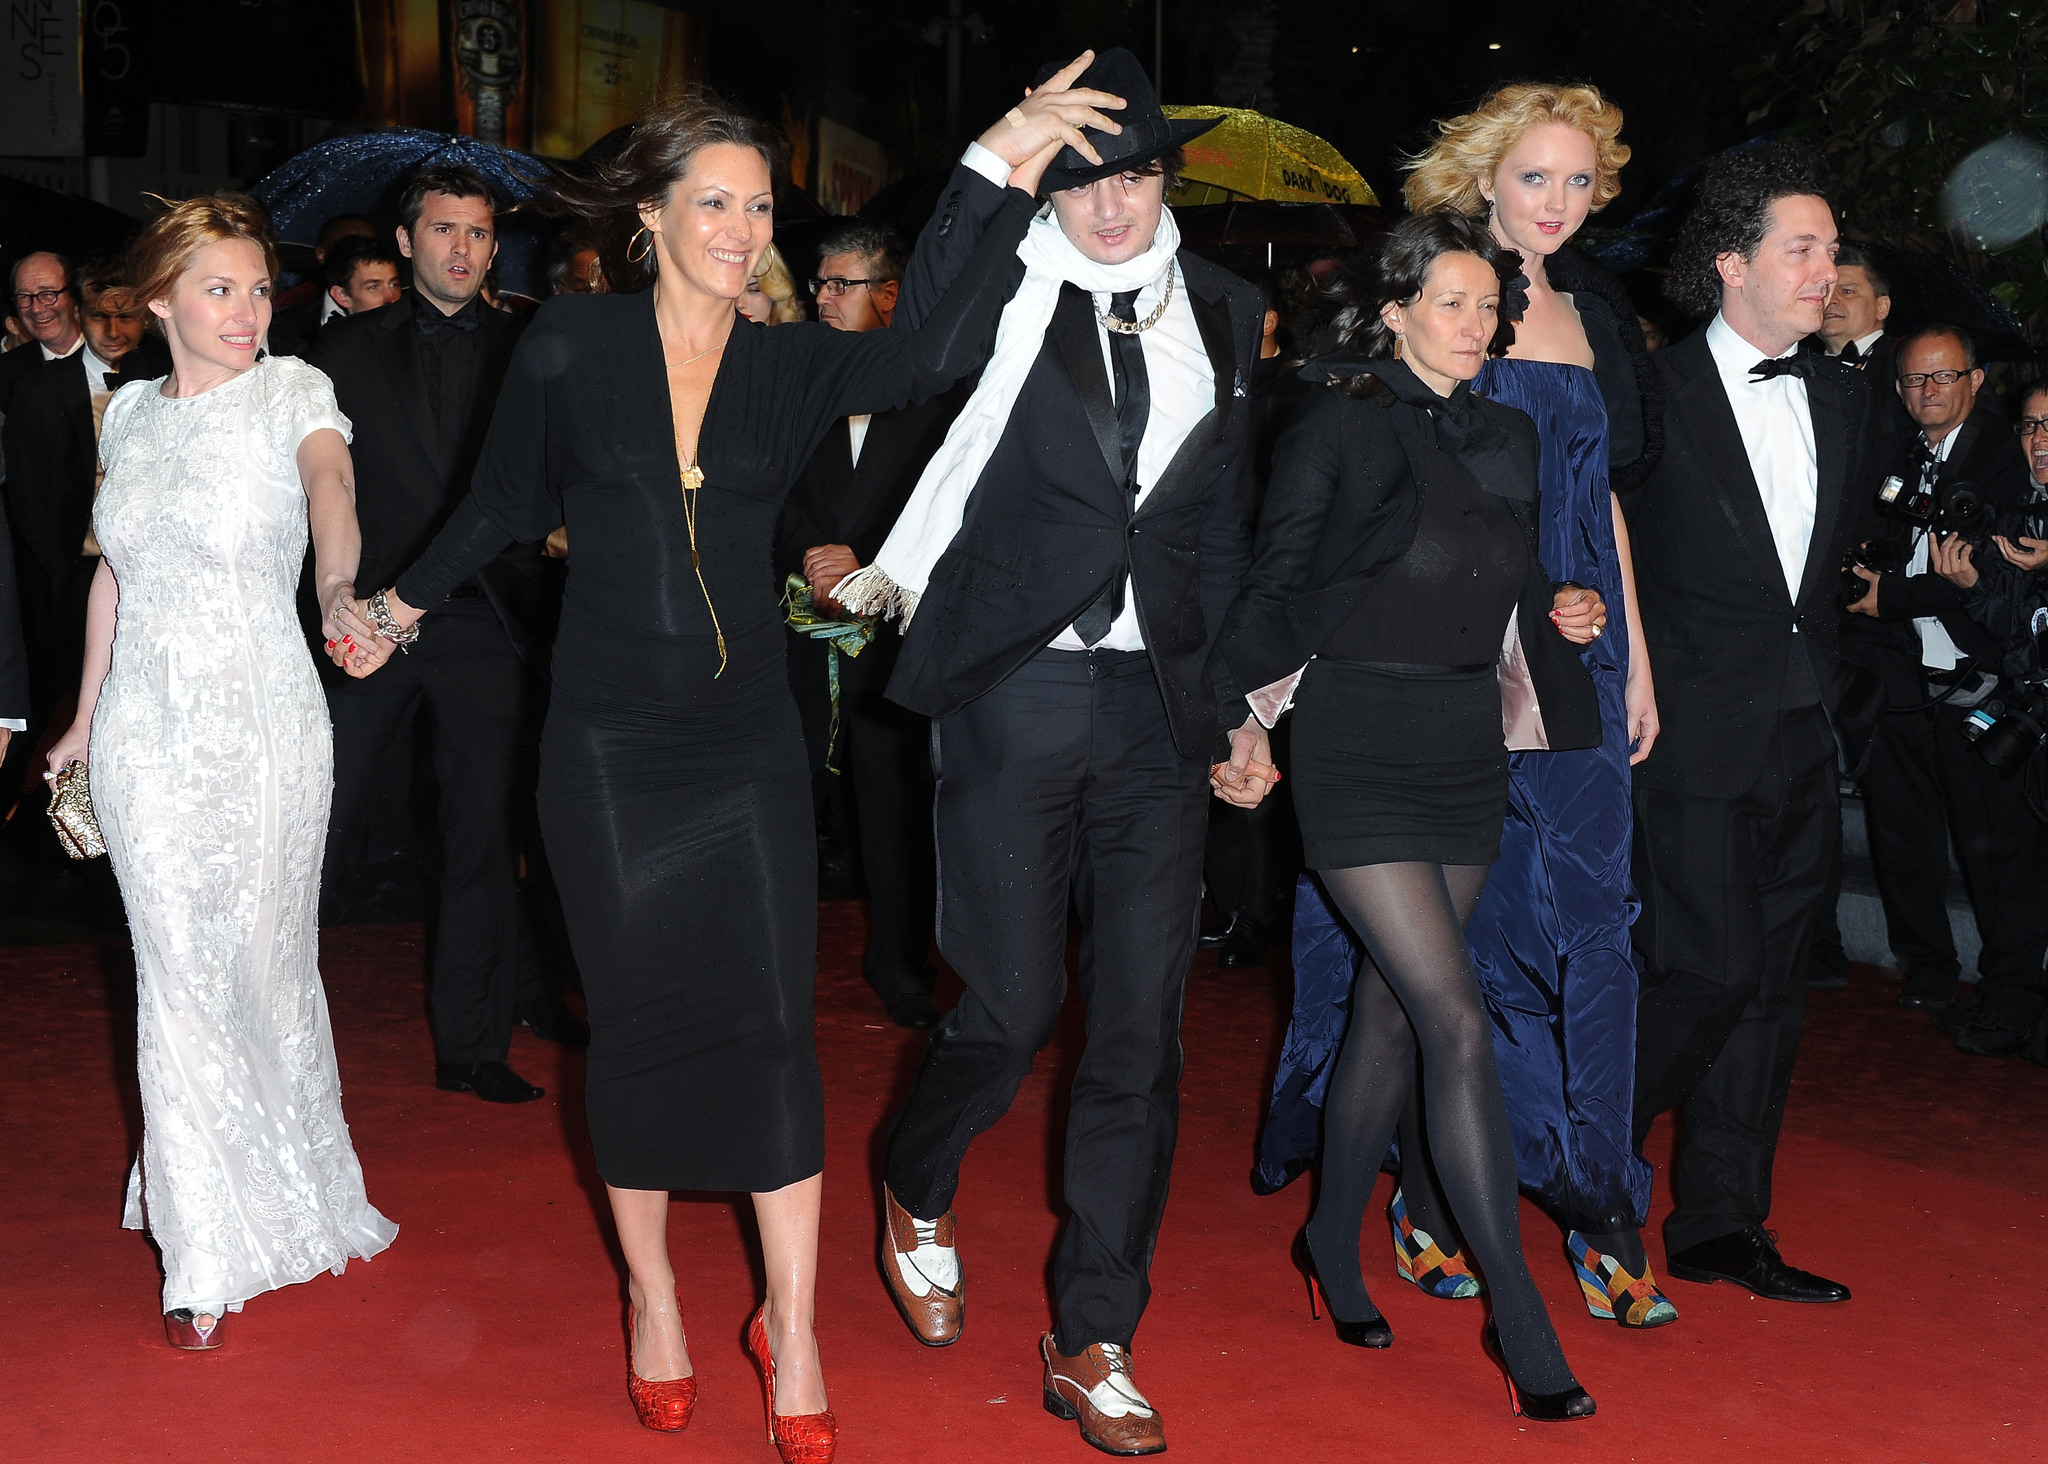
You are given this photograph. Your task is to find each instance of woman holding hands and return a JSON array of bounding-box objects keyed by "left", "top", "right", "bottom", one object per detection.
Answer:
[{"left": 343, "top": 70, "right": 1124, "bottom": 1458}]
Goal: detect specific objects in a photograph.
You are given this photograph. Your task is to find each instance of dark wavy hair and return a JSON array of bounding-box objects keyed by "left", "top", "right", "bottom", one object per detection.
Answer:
[
  {"left": 548, "top": 88, "right": 789, "bottom": 294},
  {"left": 1665, "top": 142, "right": 1831, "bottom": 319},
  {"left": 1323, "top": 210, "right": 1520, "bottom": 387}
]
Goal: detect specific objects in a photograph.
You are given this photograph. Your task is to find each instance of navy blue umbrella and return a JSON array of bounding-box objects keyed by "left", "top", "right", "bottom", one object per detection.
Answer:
[{"left": 250, "top": 128, "right": 559, "bottom": 299}]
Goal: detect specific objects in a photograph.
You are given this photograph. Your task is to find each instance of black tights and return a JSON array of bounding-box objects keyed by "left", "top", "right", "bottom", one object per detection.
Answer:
[{"left": 1307, "top": 861, "right": 1575, "bottom": 1394}]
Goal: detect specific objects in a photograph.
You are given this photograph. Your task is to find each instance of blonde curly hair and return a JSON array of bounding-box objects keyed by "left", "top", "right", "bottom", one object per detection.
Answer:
[
  {"left": 1402, "top": 83, "right": 1630, "bottom": 217},
  {"left": 750, "top": 243, "right": 804, "bottom": 325}
]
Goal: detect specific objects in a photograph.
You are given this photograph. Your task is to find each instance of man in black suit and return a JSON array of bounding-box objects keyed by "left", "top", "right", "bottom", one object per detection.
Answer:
[
  {"left": 308, "top": 165, "right": 552, "bottom": 1104},
  {"left": 776, "top": 218, "right": 955, "bottom": 1029},
  {"left": 1617, "top": 143, "right": 1857, "bottom": 1304},
  {"left": 3, "top": 265, "right": 146, "bottom": 749},
  {"left": 0, "top": 501, "right": 27, "bottom": 762},
  {"left": 1845, "top": 324, "right": 2048, "bottom": 1049},
  {"left": 865, "top": 51, "right": 1269, "bottom": 1454},
  {"left": 0, "top": 252, "right": 82, "bottom": 415}
]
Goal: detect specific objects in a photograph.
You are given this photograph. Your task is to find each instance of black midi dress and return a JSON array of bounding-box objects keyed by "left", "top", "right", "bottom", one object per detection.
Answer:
[{"left": 394, "top": 193, "right": 1033, "bottom": 1192}]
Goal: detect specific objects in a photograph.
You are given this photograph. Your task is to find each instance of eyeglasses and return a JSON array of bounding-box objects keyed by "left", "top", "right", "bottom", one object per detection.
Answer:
[
  {"left": 1897, "top": 369, "right": 1968, "bottom": 389},
  {"left": 2016, "top": 417, "right": 2048, "bottom": 438},
  {"left": 808, "top": 276, "right": 879, "bottom": 298},
  {"left": 11, "top": 288, "right": 67, "bottom": 309}
]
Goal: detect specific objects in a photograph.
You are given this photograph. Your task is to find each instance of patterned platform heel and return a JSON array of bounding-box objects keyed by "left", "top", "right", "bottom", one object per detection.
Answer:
[
  {"left": 748, "top": 1304, "right": 838, "bottom": 1464},
  {"left": 625, "top": 1285, "right": 698, "bottom": 1431},
  {"left": 1389, "top": 1187, "right": 1482, "bottom": 1299},
  {"left": 1567, "top": 1231, "right": 1678, "bottom": 1329}
]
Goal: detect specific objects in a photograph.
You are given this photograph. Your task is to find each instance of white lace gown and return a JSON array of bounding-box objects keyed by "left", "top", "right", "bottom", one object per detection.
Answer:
[{"left": 93, "top": 355, "right": 397, "bottom": 1316}]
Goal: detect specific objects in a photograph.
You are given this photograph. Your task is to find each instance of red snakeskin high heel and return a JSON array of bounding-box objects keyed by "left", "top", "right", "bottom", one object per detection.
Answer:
[
  {"left": 747, "top": 1304, "right": 838, "bottom": 1464},
  {"left": 625, "top": 1285, "right": 697, "bottom": 1432}
]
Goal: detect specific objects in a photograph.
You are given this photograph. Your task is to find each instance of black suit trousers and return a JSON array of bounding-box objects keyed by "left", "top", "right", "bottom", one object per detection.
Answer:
[
  {"left": 1864, "top": 687, "right": 2048, "bottom": 1019},
  {"left": 324, "top": 599, "right": 526, "bottom": 1063},
  {"left": 1629, "top": 705, "right": 1836, "bottom": 1254},
  {"left": 885, "top": 647, "right": 1210, "bottom": 1352},
  {"left": 786, "top": 629, "right": 936, "bottom": 996}
]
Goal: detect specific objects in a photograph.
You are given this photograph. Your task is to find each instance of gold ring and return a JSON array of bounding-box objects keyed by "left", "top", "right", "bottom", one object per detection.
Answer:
[
  {"left": 1006, "top": 107, "right": 1028, "bottom": 128},
  {"left": 1592, "top": 625, "right": 1604, "bottom": 637}
]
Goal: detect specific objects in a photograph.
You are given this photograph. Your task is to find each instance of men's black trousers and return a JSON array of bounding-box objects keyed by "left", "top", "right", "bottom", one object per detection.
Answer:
[
  {"left": 1629, "top": 705, "right": 1836, "bottom": 1254},
  {"left": 885, "top": 647, "right": 1211, "bottom": 1353},
  {"left": 786, "top": 632, "right": 936, "bottom": 1001},
  {"left": 324, "top": 598, "right": 526, "bottom": 1064},
  {"left": 1862, "top": 689, "right": 2048, "bottom": 1024}
]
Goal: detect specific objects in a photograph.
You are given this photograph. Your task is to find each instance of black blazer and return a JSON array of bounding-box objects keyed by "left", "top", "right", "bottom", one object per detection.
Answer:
[
  {"left": 0, "top": 338, "right": 53, "bottom": 414},
  {"left": 307, "top": 293, "right": 547, "bottom": 656},
  {"left": 1213, "top": 359, "right": 1600, "bottom": 752},
  {"left": 773, "top": 383, "right": 968, "bottom": 579},
  {"left": 0, "top": 351, "right": 146, "bottom": 592},
  {"left": 1623, "top": 327, "right": 1866, "bottom": 798},
  {"left": 0, "top": 498, "right": 27, "bottom": 722},
  {"left": 885, "top": 162, "right": 1263, "bottom": 760}
]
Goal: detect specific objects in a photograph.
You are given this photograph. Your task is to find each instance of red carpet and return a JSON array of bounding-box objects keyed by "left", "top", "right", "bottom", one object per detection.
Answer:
[{"left": 5, "top": 906, "right": 2044, "bottom": 1463}]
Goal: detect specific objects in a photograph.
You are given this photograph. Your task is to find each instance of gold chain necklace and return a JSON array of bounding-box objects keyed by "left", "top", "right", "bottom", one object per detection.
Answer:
[
  {"left": 1095, "top": 265, "right": 1176, "bottom": 334},
  {"left": 672, "top": 325, "right": 732, "bottom": 678}
]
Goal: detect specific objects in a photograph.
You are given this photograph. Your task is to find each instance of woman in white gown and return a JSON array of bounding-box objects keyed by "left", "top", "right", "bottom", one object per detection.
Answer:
[{"left": 45, "top": 195, "right": 397, "bottom": 1350}]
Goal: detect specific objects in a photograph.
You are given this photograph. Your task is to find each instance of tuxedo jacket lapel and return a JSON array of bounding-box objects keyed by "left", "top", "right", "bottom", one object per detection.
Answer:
[
  {"left": 1671, "top": 338, "right": 1792, "bottom": 608},
  {"left": 1794, "top": 372, "right": 1850, "bottom": 606},
  {"left": 1048, "top": 283, "right": 1126, "bottom": 490}
]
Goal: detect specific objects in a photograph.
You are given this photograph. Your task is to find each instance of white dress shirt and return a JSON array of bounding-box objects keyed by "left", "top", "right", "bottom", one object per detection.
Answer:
[
  {"left": 960, "top": 143, "right": 1214, "bottom": 652},
  {"left": 1904, "top": 428, "right": 1964, "bottom": 671},
  {"left": 1705, "top": 313, "right": 1818, "bottom": 599},
  {"left": 81, "top": 343, "right": 118, "bottom": 395},
  {"left": 847, "top": 413, "right": 871, "bottom": 468}
]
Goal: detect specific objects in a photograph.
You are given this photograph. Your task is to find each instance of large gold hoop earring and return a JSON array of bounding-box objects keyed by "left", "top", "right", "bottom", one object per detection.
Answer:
[{"left": 627, "top": 226, "right": 654, "bottom": 264}]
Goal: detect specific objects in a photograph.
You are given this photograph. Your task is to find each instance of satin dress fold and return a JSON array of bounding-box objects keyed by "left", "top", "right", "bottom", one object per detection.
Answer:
[{"left": 1256, "top": 359, "right": 1651, "bottom": 1234}]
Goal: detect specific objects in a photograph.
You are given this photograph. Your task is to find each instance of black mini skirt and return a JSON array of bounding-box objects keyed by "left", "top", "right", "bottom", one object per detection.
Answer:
[{"left": 1289, "top": 659, "right": 1508, "bottom": 869}]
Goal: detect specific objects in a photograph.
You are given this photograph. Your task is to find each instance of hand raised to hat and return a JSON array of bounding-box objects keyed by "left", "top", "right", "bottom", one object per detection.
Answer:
[{"left": 977, "top": 49, "right": 1125, "bottom": 196}]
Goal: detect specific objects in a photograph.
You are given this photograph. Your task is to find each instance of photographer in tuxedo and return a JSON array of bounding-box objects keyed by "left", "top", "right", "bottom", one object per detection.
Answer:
[
  {"left": 308, "top": 165, "right": 553, "bottom": 1103},
  {"left": 837, "top": 49, "right": 1268, "bottom": 1455},
  {"left": 1844, "top": 325, "right": 2045, "bottom": 1036},
  {"left": 775, "top": 218, "right": 957, "bottom": 1029},
  {"left": 1616, "top": 143, "right": 1858, "bottom": 1304}
]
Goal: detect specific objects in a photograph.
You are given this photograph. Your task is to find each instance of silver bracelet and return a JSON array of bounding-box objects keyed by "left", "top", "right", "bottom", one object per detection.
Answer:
[{"left": 367, "top": 588, "right": 420, "bottom": 650}]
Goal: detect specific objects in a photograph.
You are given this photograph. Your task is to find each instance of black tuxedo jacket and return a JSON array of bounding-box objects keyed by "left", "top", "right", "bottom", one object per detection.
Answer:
[
  {"left": 0, "top": 499, "right": 27, "bottom": 723},
  {"left": 1, "top": 351, "right": 143, "bottom": 589},
  {"left": 1624, "top": 327, "right": 1867, "bottom": 798},
  {"left": 307, "top": 293, "right": 546, "bottom": 656},
  {"left": 774, "top": 383, "right": 968, "bottom": 580},
  {"left": 885, "top": 163, "right": 1261, "bottom": 760},
  {"left": 0, "top": 338, "right": 55, "bottom": 414}
]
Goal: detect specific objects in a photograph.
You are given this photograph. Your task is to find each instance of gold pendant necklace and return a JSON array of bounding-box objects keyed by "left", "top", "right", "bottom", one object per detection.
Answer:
[{"left": 678, "top": 461, "right": 726, "bottom": 678}]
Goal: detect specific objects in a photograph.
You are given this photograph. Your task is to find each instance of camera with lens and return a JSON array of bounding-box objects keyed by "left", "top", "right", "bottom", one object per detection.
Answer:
[
  {"left": 1840, "top": 537, "right": 1905, "bottom": 609},
  {"left": 1960, "top": 678, "right": 2048, "bottom": 780},
  {"left": 1874, "top": 474, "right": 1998, "bottom": 553}
]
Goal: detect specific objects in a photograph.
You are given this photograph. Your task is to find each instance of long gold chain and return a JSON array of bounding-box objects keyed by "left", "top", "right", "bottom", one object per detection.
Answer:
[
  {"left": 1095, "top": 264, "right": 1176, "bottom": 334},
  {"left": 679, "top": 462, "right": 727, "bottom": 678}
]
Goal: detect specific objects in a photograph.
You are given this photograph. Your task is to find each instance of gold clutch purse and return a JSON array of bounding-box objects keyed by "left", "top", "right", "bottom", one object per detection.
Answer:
[{"left": 46, "top": 759, "right": 107, "bottom": 860}]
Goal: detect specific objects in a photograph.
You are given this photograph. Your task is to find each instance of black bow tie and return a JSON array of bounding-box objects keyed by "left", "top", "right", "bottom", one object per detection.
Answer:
[
  {"left": 415, "top": 302, "right": 480, "bottom": 337},
  {"left": 1750, "top": 354, "right": 1818, "bottom": 382},
  {"left": 1837, "top": 341, "right": 1863, "bottom": 365}
]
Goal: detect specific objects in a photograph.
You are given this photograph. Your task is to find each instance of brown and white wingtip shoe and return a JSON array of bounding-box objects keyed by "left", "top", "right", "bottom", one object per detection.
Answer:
[
  {"left": 1041, "top": 1334, "right": 1167, "bottom": 1456},
  {"left": 881, "top": 1185, "right": 963, "bottom": 1346}
]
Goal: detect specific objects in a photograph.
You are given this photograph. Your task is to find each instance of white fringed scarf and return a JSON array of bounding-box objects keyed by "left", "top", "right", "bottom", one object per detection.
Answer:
[{"left": 832, "top": 204, "right": 1182, "bottom": 626}]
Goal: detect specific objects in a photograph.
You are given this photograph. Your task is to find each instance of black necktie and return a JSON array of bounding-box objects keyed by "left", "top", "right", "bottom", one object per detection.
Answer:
[
  {"left": 1073, "top": 290, "right": 1152, "bottom": 647},
  {"left": 1750, "top": 354, "right": 1819, "bottom": 382}
]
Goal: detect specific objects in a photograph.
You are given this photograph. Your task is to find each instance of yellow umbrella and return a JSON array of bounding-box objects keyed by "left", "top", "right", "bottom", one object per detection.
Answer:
[{"left": 1162, "top": 106, "right": 1378, "bottom": 208}]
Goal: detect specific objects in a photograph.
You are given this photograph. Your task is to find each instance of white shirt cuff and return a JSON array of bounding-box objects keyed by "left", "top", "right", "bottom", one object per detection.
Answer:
[
  {"left": 0, "top": 719, "right": 25, "bottom": 732},
  {"left": 961, "top": 141, "right": 1013, "bottom": 190}
]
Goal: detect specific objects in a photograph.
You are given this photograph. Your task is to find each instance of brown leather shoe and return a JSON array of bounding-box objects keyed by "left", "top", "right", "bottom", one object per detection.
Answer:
[
  {"left": 881, "top": 1186, "right": 962, "bottom": 1346},
  {"left": 1041, "top": 1334, "right": 1166, "bottom": 1456}
]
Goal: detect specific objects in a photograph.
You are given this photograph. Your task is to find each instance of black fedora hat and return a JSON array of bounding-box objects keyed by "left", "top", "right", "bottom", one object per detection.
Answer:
[{"left": 1032, "top": 48, "right": 1219, "bottom": 193}]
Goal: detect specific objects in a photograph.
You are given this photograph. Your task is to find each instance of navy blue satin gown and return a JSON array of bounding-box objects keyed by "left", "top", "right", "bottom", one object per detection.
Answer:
[{"left": 1255, "top": 358, "right": 1651, "bottom": 1234}]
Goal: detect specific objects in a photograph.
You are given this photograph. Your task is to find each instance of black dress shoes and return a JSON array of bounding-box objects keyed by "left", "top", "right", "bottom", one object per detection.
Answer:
[
  {"left": 1219, "top": 919, "right": 1270, "bottom": 968},
  {"left": 1665, "top": 1227, "right": 1849, "bottom": 1303},
  {"left": 1198, "top": 910, "right": 1243, "bottom": 951},
  {"left": 514, "top": 998, "right": 589, "bottom": 1046},
  {"left": 1951, "top": 1008, "right": 2032, "bottom": 1057},
  {"left": 884, "top": 989, "right": 939, "bottom": 1030},
  {"left": 436, "top": 1060, "right": 545, "bottom": 1103},
  {"left": 1899, "top": 972, "right": 1957, "bottom": 1010}
]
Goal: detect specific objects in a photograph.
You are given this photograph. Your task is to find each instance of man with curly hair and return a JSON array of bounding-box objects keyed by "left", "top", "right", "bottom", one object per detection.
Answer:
[{"left": 1616, "top": 142, "right": 1858, "bottom": 1306}]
